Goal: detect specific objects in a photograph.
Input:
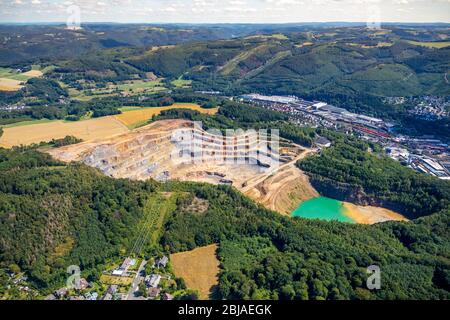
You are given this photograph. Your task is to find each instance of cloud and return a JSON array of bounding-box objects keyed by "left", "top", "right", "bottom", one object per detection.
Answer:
[{"left": 1, "top": 0, "right": 449, "bottom": 23}]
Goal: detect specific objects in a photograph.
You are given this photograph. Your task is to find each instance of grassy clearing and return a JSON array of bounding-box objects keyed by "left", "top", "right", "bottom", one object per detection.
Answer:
[
  {"left": 67, "top": 88, "right": 114, "bottom": 101},
  {"left": 148, "top": 194, "right": 178, "bottom": 244},
  {"left": 115, "top": 103, "right": 219, "bottom": 129},
  {"left": 118, "top": 106, "right": 144, "bottom": 112},
  {"left": 220, "top": 44, "right": 271, "bottom": 75},
  {"left": 0, "top": 67, "right": 29, "bottom": 81},
  {"left": 170, "top": 244, "right": 220, "bottom": 300},
  {"left": 69, "top": 80, "right": 167, "bottom": 101},
  {"left": 171, "top": 77, "right": 192, "bottom": 88},
  {"left": 0, "top": 65, "right": 46, "bottom": 91},
  {"left": 240, "top": 50, "right": 292, "bottom": 81},
  {"left": 245, "top": 33, "right": 288, "bottom": 40},
  {"left": 33, "top": 64, "right": 56, "bottom": 74},
  {"left": 116, "top": 80, "right": 165, "bottom": 91},
  {"left": 0, "top": 66, "right": 43, "bottom": 81},
  {"left": 406, "top": 40, "right": 450, "bottom": 48},
  {"left": 1, "top": 119, "right": 55, "bottom": 129},
  {"left": 133, "top": 193, "right": 178, "bottom": 250}
]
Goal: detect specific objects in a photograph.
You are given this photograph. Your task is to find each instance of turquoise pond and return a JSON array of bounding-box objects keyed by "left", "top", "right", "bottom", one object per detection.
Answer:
[{"left": 291, "top": 197, "right": 355, "bottom": 223}]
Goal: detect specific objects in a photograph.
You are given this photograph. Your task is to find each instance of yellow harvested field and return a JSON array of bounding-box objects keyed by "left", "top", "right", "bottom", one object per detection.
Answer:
[
  {"left": 406, "top": 40, "right": 450, "bottom": 48},
  {"left": 0, "top": 78, "right": 23, "bottom": 91},
  {"left": 0, "top": 116, "right": 129, "bottom": 148},
  {"left": 114, "top": 104, "right": 219, "bottom": 128},
  {"left": 100, "top": 275, "right": 133, "bottom": 286},
  {"left": 22, "top": 70, "right": 43, "bottom": 77},
  {"left": 296, "top": 42, "right": 314, "bottom": 47},
  {"left": 170, "top": 244, "right": 220, "bottom": 300}
]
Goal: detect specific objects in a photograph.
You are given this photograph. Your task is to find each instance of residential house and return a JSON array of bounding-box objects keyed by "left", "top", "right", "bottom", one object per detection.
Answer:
[
  {"left": 161, "top": 293, "right": 174, "bottom": 301},
  {"left": 145, "top": 274, "right": 161, "bottom": 288},
  {"left": 84, "top": 292, "right": 98, "bottom": 300},
  {"left": 315, "top": 136, "right": 332, "bottom": 148},
  {"left": 148, "top": 287, "right": 161, "bottom": 299},
  {"left": 54, "top": 288, "right": 69, "bottom": 299},
  {"left": 76, "top": 278, "right": 90, "bottom": 290},
  {"left": 156, "top": 256, "right": 169, "bottom": 268}
]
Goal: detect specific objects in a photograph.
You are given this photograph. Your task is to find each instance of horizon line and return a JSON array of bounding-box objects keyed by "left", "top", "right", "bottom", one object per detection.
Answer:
[{"left": 1, "top": 21, "right": 449, "bottom": 25}]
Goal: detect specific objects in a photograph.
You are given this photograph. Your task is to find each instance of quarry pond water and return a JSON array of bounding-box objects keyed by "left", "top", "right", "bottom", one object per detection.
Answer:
[{"left": 291, "top": 197, "right": 355, "bottom": 223}]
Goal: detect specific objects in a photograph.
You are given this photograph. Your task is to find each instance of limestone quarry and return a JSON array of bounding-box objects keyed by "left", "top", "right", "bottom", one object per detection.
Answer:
[{"left": 49, "top": 119, "right": 315, "bottom": 214}]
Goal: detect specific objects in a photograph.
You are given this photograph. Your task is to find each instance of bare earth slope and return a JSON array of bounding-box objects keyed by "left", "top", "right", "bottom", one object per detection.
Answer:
[
  {"left": 245, "top": 166, "right": 319, "bottom": 215},
  {"left": 343, "top": 203, "right": 409, "bottom": 224}
]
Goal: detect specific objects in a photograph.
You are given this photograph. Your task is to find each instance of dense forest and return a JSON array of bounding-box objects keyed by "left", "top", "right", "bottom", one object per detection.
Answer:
[
  {"left": 0, "top": 24, "right": 266, "bottom": 67},
  {"left": 297, "top": 131, "right": 450, "bottom": 219},
  {"left": 111, "top": 27, "right": 450, "bottom": 121},
  {"left": 161, "top": 182, "right": 449, "bottom": 300},
  {"left": 0, "top": 147, "right": 157, "bottom": 290},
  {"left": 0, "top": 132, "right": 449, "bottom": 299}
]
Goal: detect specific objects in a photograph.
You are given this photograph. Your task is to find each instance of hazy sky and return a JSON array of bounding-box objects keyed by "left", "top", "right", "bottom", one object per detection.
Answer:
[{"left": 1, "top": 0, "right": 449, "bottom": 24}]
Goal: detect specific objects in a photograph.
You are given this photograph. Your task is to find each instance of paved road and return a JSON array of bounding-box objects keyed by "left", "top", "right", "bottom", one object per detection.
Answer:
[{"left": 126, "top": 260, "right": 147, "bottom": 300}]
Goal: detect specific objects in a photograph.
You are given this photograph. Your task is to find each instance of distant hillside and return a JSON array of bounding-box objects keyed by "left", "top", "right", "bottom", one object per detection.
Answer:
[
  {"left": 40, "top": 26, "right": 449, "bottom": 110},
  {"left": 0, "top": 24, "right": 265, "bottom": 67},
  {"left": 121, "top": 27, "right": 450, "bottom": 98},
  {"left": 1, "top": 25, "right": 449, "bottom": 133}
]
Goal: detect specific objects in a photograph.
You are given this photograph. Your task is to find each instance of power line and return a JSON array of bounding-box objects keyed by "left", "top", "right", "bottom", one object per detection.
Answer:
[{"left": 129, "top": 200, "right": 157, "bottom": 257}]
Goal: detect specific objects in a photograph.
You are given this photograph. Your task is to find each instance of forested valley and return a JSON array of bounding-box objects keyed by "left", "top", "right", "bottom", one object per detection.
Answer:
[{"left": 0, "top": 134, "right": 448, "bottom": 299}]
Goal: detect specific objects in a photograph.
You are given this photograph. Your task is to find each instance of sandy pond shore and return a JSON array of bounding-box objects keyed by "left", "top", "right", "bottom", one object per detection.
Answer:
[{"left": 342, "top": 202, "right": 409, "bottom": 224}]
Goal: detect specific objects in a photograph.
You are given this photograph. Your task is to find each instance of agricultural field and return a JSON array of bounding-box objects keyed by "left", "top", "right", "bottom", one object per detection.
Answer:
[
  {"left": 295, "top": 42, "right": 314, "bottom": 48},
  {"left": 67, "top": 87, "right": 115, "bottom": 102},
  {"left": 171, "top": 77, "right": 192, "bottom": 88},
  {"left": 406, "top": 40, "right": 450, "bottom": 48},
  {"left": 118, "top": 106, "right": 144, "bottom": 112},
  {"left": 0, "top": 116, "right": 128, "bottom": 148},
  {"left": 69, "top": 79, "right": 167, "bottom": 101},
  {"left": 348, "top": 42, "right": 393, "bottom": 48},
  {"left": 0, "top": 65, "right": 46, "bottom": 91},
  {"left": 0, "top": 67, "right": 31, "bottom": 81},
  {"left": 170, "top": 244, "right": 220, "bottom": 300},
  {"left": 0, "top": 78, "right": 24, "bottom": 91},
  {"left": 21, "top": 70, "right": 43, "bottom": 77},
  {"left": 115, "top": 79, "right": 165, "bottom": 92},
  {"left": 244, "top": 33, "right": 288, "bottom": 40},
  {"left": 1, "top": 119, "right": 55, "bottom": 129},
  {"left": 114, "top": 103, "right": 219, "bottom": 129}
]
